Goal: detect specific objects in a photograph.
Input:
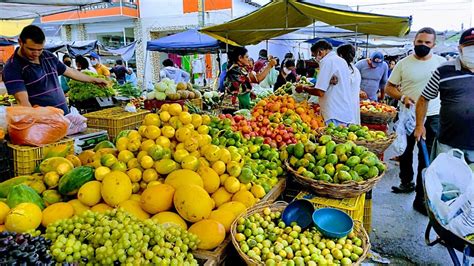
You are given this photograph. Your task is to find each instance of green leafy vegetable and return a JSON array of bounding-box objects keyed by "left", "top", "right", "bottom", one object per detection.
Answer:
[{"left": 68, "top": 71, "right": 116, "bottom": 102}]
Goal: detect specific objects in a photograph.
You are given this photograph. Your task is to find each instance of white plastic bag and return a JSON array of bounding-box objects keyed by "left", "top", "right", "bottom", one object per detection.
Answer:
[
  {"left": 65, "top": 107, "right": 87, "bottom": 135},
  {"left": 384, "top": 106, "right": 416, "bottom": 159},
  {"left": 425, "top": 149, "right": 474, "bottom": 225}
]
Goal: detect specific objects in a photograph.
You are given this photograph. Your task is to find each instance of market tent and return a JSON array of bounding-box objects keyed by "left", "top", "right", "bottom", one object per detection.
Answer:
[
  {"left": 0, "top": 0, "right": 107, "bottom": 20},
  {"left": 0, "top": 38, "right": 17, "bottom": 46},
  {"left": 146, "top": 29, "right": 222, "bottom": 55},
  {"left": 305, "top": 37, "right": 346, "bottom": 47},
  {"left": 201, "top": 0, "right": 412, "bottom": 46},
  {"left": 44, "top": 40, "right": 137, "bottom": 61}
]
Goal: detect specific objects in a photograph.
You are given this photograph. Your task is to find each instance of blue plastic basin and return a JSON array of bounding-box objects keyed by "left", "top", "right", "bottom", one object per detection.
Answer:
[
  {"left": 312, "top": 208, "right": 353, "bottom": 238},
  {"left": 282, "top": 200, "right": 315, "bottom": 229}
]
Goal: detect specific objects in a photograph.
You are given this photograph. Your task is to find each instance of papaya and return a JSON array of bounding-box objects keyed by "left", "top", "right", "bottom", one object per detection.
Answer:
[
  {"left": 77, "top": 150, "right": 96, "bottom": 165},
  {"left": 66, "top": 154, "right": 82, "bottom": 167},
  {"left": 6, "top": 184, "right": 45, "bottom": 210},
  {"left": 346, "top": 156, "right": 361, "bottom": 167},
  {"left": 43, "top": 144, "right": 72, "bottom": 159},
  {"left": 326, "top": 140, "right": 337, "bottom": 155},
  {"left": 42, "top": 190, "right": 63, "bottom": 205},
  {"left": 58, "top": 166, "right": 95, "bottom": 195},
  {"left": 94, "top": 140, "right": 116, "bottom": 151},
  {"left": 0, "top": 176, "right": 31, "bottom": 198},
  {"left": 39, "top": 157, "right": 74, "bottom": 175}
]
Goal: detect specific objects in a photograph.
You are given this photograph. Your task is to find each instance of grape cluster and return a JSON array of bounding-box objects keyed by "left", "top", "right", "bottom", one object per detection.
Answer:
[
  {"left": 0, "top": 231, "right": 54, "bottom": 265},
  {"left": 45, "top": 208, "right": 200, "bottom": 265}
]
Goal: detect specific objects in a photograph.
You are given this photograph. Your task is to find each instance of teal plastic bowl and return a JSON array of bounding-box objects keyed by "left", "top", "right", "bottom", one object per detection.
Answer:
[
  {"left": 282, "top": 200, "right": 315, "bottom": 229},
  {"left": 312, "top": 208, "right": 353, "bottom": 238}
]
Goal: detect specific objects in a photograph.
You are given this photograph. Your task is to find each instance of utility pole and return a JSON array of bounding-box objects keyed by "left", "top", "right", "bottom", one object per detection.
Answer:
[{"left": 198, "top": 0, "right": 205, "bottom": 27}]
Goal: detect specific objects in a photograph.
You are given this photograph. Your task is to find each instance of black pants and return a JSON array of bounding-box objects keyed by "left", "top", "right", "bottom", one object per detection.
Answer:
[{"left": 399, "top": 115, "right": 439, "bottom": 201}]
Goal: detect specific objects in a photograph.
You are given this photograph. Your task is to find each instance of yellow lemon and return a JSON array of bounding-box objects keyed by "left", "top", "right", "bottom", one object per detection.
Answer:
[
  {"left": 175, "top": 127, "right": 191, "bottom": 142},
  {"left": 0, "top": 202, "right": 10, "bottom": 224},
  {"left": 179, "top": 112, "right": 192, "bottom": 125},
  {"left": 205, "top": 145, "right": 220, "bottom": 162},
  {"left": 116, "top": 137, "right": 129, "bottom": 151},
  {"left": 136, "top": 150, "right": 149, "bottom": 161},
  {"left": 159, "top": 110, "right": 171, "bottom": 122},
  {"left": 218, "top": 149, "right": 232, "bottom": 164},
  {"left": 219, "top": 174, "right": 230, "bottom": 186},
  {"left": 184, "top": 138, "right": 199, "bottom": 152},
  {"left": 250, "top": 184, "right": 266, "bottom": 199},
  {"left": 168, "top": 103, "right": 183, "bottom": 116},
  {"left": 160, "top": 103, "right": 170, "bottom": 112},
  {"left": 211, "top": 187, "right": 232, "bottom": 207},
  {"left": 190, "top": 150, "right": 200, "bottom": 158},
  {"left": 127, "top": 130, "right": 142, "bottom": 141},
  {"left": 147, "top": 180, "right": 162, "bottom": 188},
  {"left": 191, "top": 114, "right": 203, "bottom": 128},
  {"left": 142, "top": 169, "right": 159, "bottom": 183},
  {"left": 140, "top": 139, "right": 156, "bottom": 152},
  {"left": 127, "top": 158, "right": 140, "bottom": 169},
  {"left": 144, "top": 125, "right": 161, "bottom": 140},
  {"left": 140, "top": 155, "right": 154, "bottom": 169},
  {"left": 181, "top": 155, "right": 200, "bottom": 171},
  {"left": 201, "top": 114, "right": 211, "bottom": 125},
  {"left": 161, "top": 125, "right": 175, "bottom": 138},
  {"left": 199, "top": 134, "right": 212, "bottom": 147},
  {"left": 138, "top": 125, "right": 147, "bottom": 137},
  {"left": 144, "top": 113, "right": 160, "bottom": 126},
  {"left": 118, "top": 150, "right": 135, "bottom": 163},
  {"left": 224, "top": 176, "right": 240, "bottom": 193},
  {"left": 127, "top": 168, "right": 142, "bottom": 183},
  {"left": 173, "top": 149, "right": 189, "bottom": 163},
  {"left": 95, "top": 166, "right": 111, "bottom": 181},
  {"left": 156, "top": 136, "right": 171, "bottom": 148},
  {"left": 212, "top": 160, "right": 226, "bottom": 175},
  {"left": 197, "top": 125, "right": 209, "bottom": 135}
]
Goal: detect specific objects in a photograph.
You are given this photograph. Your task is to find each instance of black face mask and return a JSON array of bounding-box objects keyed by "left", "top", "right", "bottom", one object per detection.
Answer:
[{"left": 414, "top": 45, "right": 431, "bottom": 57}]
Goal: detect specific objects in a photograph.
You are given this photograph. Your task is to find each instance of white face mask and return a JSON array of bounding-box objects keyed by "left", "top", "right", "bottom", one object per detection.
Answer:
[
  {"left": 283, "top": 67, "right": 291, "bottom": 75},
  {"left": 461, "top": 46, "right": 474, "bottom": 68},
  {"left": 91, "top": 59, "right": 98, "bottom": 66}
]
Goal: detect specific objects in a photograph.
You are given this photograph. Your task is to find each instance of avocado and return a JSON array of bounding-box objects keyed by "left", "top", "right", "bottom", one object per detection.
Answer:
[
  {"left": 325, "top": 140, "right": 337, "bottom": 155},
  {"left": 327, "top": 154, "right": 338, "bottom": 165},
  {"left": 354, "top": 164, "right": 370, "bottom": 176},
  {"left": 346, "top": 156, "right": 361, "bottom": 167}
]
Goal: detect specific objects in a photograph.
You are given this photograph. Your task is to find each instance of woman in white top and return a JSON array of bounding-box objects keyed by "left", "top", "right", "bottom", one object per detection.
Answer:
[{"left": 337, "top": 44, "right": 361, "bottom": 124}]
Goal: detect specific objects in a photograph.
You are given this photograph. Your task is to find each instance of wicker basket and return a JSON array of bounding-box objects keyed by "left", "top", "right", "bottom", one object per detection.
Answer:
[
  {"left": 286, "top": 161, "right": 384, "bottom": 199},
  {"left": 360, "top": 111, "right": 397, "bottom": 124},
  {"left": 230, "top": 201, "right": 370, "bottom": 265}
]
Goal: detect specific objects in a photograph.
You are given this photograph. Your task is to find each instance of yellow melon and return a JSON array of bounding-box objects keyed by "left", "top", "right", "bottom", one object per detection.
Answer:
[
  {"left": 188, "top": 219, "right": 226, "bottom": 250},
  {"left": 231, "top": 191, "right": 256, "bottom": 208},
  {"left": 211, "top": 187, "right": 233, "bottom": 207},
  {"left": 197, "top": 166, "right": 220, "bottom": 194},
  {"left": 173, "top": 184, "right": 213, "bottom": 223},
  {"left": 218, "top": 201, "right": 247, "bottom": 217},
  {"left": 165, "top": 169, "right": 203, "bottom": 189},
  {"left": 41, "top": 202, "right": 74, "bottom": 227},
  {"left": 5, "top": 203, "right": 42, "bottom": 233},
  {"left": 0, "top": 202, "right": 10, "bottom": 224},
  {"left": 140, "top": 184, "right": 175, "bottom": 214},
  {"left": 209, "top": 209, "right": 236, "bottom": 233},
  {"left": 68, "top": 199, "right": 90, "bottom": 215},
  {"left": 91, "top": 203, "right": 113, "bottom": 213},
  {"left": 129, "top": 194, "right": 142, "bottom": 202},
  {"left": 151, "top": 211, "right": 188, "bottom": 230},
  {"left": 118, "top": 200, "right": 150, "bottom": 221},
  {"left": 77, "top": 181, "right": 102, "bottom": 206},
  {"left": 101, "top": 171, "right": 132, "bottom": 206}
]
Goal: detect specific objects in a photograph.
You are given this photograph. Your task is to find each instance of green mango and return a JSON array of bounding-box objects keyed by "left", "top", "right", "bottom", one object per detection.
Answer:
[
  {"left": 335, "top": 144, "right": 346, "bottom": 156},
  {"left": 289, "top": 156, "right": 299, "bottom": 167},
  {"left": 340, "top": 165, "right": 351, "bottom": 172},
  {"left": 280, "top": 150, "right": 289, "bottom": 161},
  {"left": 346, "top": 156, "right": 361, "bottom": 167},
  {"left": 316, "top": 158, "right": 327, "bottom": 167},
  {"left": 361, "top": 151, "right": 377, "bottom": 159},
  {"left": 366, "top": 166, "right": 380, "bottom": 179},
  {"left": 345, "top": 140, "right": 356, "bottom": 152},
  {"left": 349, "top": 170, "right": 360, "bottom": 181},
  {"left": 376, "top": 161, "right": 386, "bottom": 173},
  {"left": 352, "top": 146, "right": 366, "bottom": 156},
  {"left": 338, "top": 154, "right": 348, "bottom": 163},
  {"left": 304, "top": 142, "right": 317, "bottom": 153},
  {"left": 318, "top": 174, "right": 331, "bottom": 182},
  {"left": 307, "top": 163, "right": 315, "bottom": 172},
  {"left": 319, "top": 135, "right": 332, "bottom": 145},
  {"left": 355, "top": 129, "right": 366, "bottom": 137},
  {"left": 336, "top": 170, "right": 352, "bottom": 183},
  {"left": 316, "top": 146, "right": 327, "bottom": 160},
  {"left": 294, "top": 143, "right": 305, "bottom": 159},
  {"left": 324, "top": 163, "right": 335, "bottom": 177},
  {"left": 335, "top": 164, "right": 345, "bottom": 171},
  {"left": 315, "top": 166, "right": 325, "bottom": 175},
  {"left": 354, "top": 164, "right": 370, "bottom": 176},
  {"left": 348, "top": 124, "right": 359, "bottom": 132},
  {"left": 304, "top": 153, "right": 316, "bottom": 164},
  {"left": 287, "top": 144, "right": 295, "bottom": 156},
  {"left": 303, "top": 171, "right": 316, "bottom": 179},
  {"left": 328, "top": 122, "right": 336, "bottom": 129},
  {"left": 327, "top": 154, "right": 338, "bottom": 165},
  {"left": 325, "top": 141, "right": 337, "bottom": 155},
  {"left": 362, "top": 156, "right": 377, "bottom": 167},
  {"left": 298, "top": 158, "right": 310, "bottom": 168}
]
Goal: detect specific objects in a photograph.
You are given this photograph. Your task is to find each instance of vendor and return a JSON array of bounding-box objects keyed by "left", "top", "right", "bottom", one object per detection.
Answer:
[
  {"left": 224, "top": 46, "right": 276, "bottom": 109},
  {"left": 274, "top": 59, "right": 297, "bottom": 91},
  {"left": 89, "top": 52, "right": 111, "bottom": 77},
  {"left": 2, "top": 25, "right": 108, "bottom": 114}
]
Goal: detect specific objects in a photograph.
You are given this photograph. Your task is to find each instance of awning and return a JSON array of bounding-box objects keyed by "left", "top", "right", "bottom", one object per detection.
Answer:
[
  {"left": 0, "top": 19, "right": 34, "bottom": 37},
  {"left": 0, "top": 0, "right": 107, "bottom": 20},
  {"left": 201, "top": 0, "right": 411, "bottom": 46},
  {"left": 0, "top": 38, "right": 18, "bottom": 46},
  {"left": 146, "top": 29, "right": 222, "bottom": 55}
]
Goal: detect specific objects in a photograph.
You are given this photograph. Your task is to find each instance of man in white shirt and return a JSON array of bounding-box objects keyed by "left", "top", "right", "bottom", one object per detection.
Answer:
[
  {"left": 299, "top": 40, "right": 359, "bottom": 125},
  {"left": 385, "top": 27, "right": 446, "bottom": 215}
]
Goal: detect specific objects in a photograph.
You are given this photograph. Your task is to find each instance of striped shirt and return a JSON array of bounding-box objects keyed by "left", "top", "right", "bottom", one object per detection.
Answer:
[
  {"left": 422, "top": 57, "right": 474, "bottom": 149},
  {"left": 3, "top": 49, "right": 68, "bottom": 114}
]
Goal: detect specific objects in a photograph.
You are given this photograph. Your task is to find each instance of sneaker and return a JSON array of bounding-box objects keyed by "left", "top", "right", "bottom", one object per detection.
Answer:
[
  {"left": 413, "top": 199, "right": 428, "bottom": 216},
  {"left": 391, "top": 182, "right": 415, "bottom": 193}
]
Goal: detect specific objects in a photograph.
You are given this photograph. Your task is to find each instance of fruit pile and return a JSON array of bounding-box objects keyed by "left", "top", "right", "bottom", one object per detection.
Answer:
[
  {"left": 320, "top": 123, "right": 388, "bottom": 142},
  {"left": 0, "top": 231, "right": 54, "bottom": 265},
  {"left": 234, "top": 207, "right": 365, "bottom": 265},
  {"left": 44, "top": 209, "right": 199, "bottom": 265},
  {"left": 284, "top": 135, "right": 385, "bottom": 184},
  {"left": 360, "top": 100, "right": 396, "bottom": 114},
  {"left": 147, "top": 79, "right": 202, "bottom": 101}
]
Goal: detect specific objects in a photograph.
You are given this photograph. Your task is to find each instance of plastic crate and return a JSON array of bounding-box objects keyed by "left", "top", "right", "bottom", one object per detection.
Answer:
[
  {"left": 83, "top": 107, "right": 150, "bottom": 140},
  {"left": 68, "top": 128, "right": 109, "bottom": 154},
  {"left": 0, "top": 140, "right": 10, "bottom": 181},
  {"left": 363, "top": 198, "right": 372, "bottom": 232},
  {"left": 295, "top": 191, "right": 365, "bottom": 223},
  {"left": 8, "top": 138, "right": 74, "bottom": 176}
]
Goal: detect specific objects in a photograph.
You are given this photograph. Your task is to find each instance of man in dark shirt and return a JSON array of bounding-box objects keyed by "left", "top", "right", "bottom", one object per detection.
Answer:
[
  {"left": 110, "top": 59, "right": 128, "bottom": 85},
  {"left": 415, "top": 27, "right": 474, "bottom": 160},
  {"left": 3, "top": 25, "right": 107, "bottom": 114}
]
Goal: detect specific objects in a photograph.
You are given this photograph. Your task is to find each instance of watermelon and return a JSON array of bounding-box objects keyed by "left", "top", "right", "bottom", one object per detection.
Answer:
[{"left": 58, "top": 166, "right": 95, "bottom": 195}]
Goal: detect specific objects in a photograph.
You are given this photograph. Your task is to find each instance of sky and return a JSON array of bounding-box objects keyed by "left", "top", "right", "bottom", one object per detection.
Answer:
[{"left": 323, "top": 0, "right": 473, "bottom": 31}]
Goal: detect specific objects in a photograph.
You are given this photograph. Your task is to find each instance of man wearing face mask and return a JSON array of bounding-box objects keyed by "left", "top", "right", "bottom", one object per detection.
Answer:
[
  {"left": 89, "top": 52, "right": 110, "bottom": 77},
  {"left": 298, "top": 40, "right": 358, "bottom": 125},
  {"left": 385, "top": 27, "right": 446, "bottom": 213},
  {"left": 415, "top": 27, "right": 474, "bottom": 172}
]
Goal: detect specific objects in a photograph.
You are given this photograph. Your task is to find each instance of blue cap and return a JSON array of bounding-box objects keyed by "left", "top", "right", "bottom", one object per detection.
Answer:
[
  {"left": 89, "top": 52, "right": 100, "bottom": 59},
  {"left": 370, "top": 51, "right": 384, "bottom": 66}
]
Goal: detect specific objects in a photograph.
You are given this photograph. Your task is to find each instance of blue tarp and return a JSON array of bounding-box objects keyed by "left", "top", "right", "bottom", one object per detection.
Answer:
[
  {"left": 146, "top": 29, "right": 221, "bottom": 55},
  {"left": 305, "top": 37, "right": 345, "bottom": 47},
  {"left": 0, "top": 38, "right": 16, "bottom": 46}
]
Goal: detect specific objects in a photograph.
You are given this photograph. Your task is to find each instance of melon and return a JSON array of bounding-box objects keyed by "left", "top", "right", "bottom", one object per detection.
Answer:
[
  {"left": 140, "top": 184, "right": 175, "bottom": 214},
  {"left": 165, "top": 169, "right": 203, "bottom": 189},
  {"left": 101, "top": 171, "right": 132, "bottom": 206},
  {"left": 173, "top": 184, "right": 213, "bottom": 223},
  {"left": 151, "top": 211, "right": 188, "bottom": 230},
  {"left": 188, "top": 219, "right": 226, "bottom": 250},
  {"left": 118, "top": 200, "right": 150, "bottom": 221},
  {"left": 41, "top": 202, "right": 74, "bottom": 227}
]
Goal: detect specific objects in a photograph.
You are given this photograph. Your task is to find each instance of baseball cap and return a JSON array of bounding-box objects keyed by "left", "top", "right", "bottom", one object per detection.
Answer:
[
  {"left": 459, "top": 28, "right": 474, "bottom": 46},
  {"left": 370, "top": 51, "right": 384, "bottom": 66},
  {"left": 89, "top": 52, "right": 100, "bottom": 59}
]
